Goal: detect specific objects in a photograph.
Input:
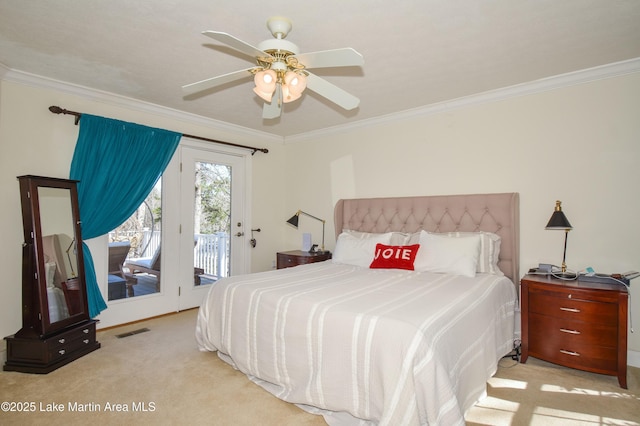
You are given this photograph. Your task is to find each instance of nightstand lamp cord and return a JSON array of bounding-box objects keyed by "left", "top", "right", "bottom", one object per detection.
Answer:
[
  {"left": 601, "top": 276, "right": 634, "bottom": 333},
  {"left": 611, "top": 277, "right": 633, "bottom": 333},
  {"left": 627, "top": 285, "right": 634, "bottom": 333}
]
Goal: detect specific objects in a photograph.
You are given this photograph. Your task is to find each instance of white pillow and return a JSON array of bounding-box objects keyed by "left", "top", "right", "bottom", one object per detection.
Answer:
[
  {"left": 414, "top": 231, "right": 481, "bottom": 277},
  {"left": 333, "top": 232, "right": 393, "bottom": 267},
  {"left": 443, "top": 231, "right": 503, "bottom": 275},
  {"left": 342, "top": 229, "right": 409, "bottom": 245},
  {"left": 408, "top": 230, "right": 503, "bottom": 275},
  {"left": 407, "top": 231, "right": 421, "bottom": 245}
]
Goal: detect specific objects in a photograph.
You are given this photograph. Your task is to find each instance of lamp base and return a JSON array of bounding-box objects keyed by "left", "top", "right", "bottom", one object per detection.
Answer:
[{"left": 554, "top": 271, "right": 577, "bottom": 279}]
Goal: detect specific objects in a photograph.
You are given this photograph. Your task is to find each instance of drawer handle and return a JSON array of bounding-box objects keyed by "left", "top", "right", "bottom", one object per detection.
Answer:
[
  {"left": 83, "top": 339, "right": 90, "bottom": 344},
  {"left": 560, "top": 307, "right": 580, "bottom": 313},
  {"left": 83, "top": 329, "right": 89, "bottom": 334},
  {"left": 560, "top": 349, "right": 580, "bottom": 356},
  {"left": 560, "top": 328, "right": 581, "bottom": 335},
  {"left": 58, "top": 349, "right": 66, "bottom": 355},
  {"left": 58, "top": 338, "right": 66, "bottom": 344}
]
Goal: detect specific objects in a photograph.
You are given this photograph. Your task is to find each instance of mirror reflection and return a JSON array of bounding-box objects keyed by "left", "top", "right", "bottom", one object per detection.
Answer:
[{"left": 38, "top": 186, "right": 78, "bottom": 323}]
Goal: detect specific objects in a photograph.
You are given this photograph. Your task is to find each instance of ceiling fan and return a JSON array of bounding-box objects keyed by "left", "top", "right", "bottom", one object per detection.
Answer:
[{"left": 182, "top": 16, "right": 364, "bottom": 119}]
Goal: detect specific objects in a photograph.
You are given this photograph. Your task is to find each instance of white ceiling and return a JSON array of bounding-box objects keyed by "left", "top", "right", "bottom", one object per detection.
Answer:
[{"left": 1, "top": 0, "right": 639, "bottom": 138}]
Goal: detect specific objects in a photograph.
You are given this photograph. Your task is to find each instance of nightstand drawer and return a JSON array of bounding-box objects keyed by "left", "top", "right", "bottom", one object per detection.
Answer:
[
  {"left": 277, "top": 253, "right": 297, "bottom": 268},
  {"left": 529, "top": 312, "right": 617, "bottom": 348},
  {"left": 277, "top": 250, "right": 332, "bottom": 269},
  {"left": 529, "top": 291, "right": 617, "bottom": 323},
  {"left": 529, "top": 327, "right": 617, "bottom": 373}
]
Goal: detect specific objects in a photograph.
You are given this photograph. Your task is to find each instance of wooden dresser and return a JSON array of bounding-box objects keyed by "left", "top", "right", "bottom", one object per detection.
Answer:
[
  {"left": 4, "top": 176, "right": 100, "bottom": 374},
  {"left": 5, "top": 320, "right": 99, "bottom": 374},
  {"left": 276, "top": 250, "right": 332, "bottom": 269},
  {"left": 520, "top": 274, "right": 628, "bottom": 388}
]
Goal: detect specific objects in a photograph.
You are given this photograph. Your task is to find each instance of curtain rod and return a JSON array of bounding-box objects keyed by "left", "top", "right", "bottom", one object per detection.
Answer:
[{"left": 48, "top": 106, "right": 269, "bottom": 155}]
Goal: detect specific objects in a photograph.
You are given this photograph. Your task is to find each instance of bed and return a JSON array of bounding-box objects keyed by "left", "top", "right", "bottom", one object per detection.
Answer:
[{"left": 196, "top": 192, "right": 519, "bottom": 425}]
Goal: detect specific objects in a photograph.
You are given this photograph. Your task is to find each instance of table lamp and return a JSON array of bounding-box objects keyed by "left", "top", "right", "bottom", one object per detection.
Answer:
[
  {"left": 286, "top": 210, "right": 326, "bottom": 253},
  {"left": 545, "top": 200, "right": 574, "bottom": 277}
]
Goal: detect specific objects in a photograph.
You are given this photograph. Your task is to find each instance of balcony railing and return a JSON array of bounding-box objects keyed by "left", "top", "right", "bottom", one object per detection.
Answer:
[
  {"left": 195, "top": 232, "right": 229, "bottom": 279},
  {"left": 109, "top": 230, "right": 229, "bottom": 280}
]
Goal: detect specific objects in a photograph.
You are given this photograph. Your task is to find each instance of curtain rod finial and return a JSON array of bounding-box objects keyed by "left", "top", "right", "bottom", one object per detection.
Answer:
[{"left": 49, "top": 105, "right": 81, "bottom": 124}]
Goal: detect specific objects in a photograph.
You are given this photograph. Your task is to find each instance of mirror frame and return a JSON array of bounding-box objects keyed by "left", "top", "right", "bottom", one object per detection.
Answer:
[{"left": 16, "top": 175, "right": 89, "bottom": 337}]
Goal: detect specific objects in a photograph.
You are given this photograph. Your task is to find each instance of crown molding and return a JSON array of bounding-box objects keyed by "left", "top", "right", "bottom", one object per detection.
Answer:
[
  {"left": 0, "top": 65, "right": 283, "bottom": 144},
  {"left": 284, "top": 57, "right": 640, "bottom": 143},
  {"left": 3, "top": 57, "right": 639, "bottom": 145}
]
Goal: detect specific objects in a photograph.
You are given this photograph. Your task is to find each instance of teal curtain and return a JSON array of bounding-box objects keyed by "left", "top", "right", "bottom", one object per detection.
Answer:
[{"left": 70, "top": 114, "right": 181, "bottom": 318}]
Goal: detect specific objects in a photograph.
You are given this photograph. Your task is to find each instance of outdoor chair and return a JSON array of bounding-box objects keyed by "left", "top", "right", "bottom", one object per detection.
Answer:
[
  {"left": 108, "top": 241, "right": 131, "bottom": 280},
  {"left": 124, "top": 245, "right": 162, "bottom": 293},
  {"left": 125, "top": 242, "right": 205, "bottom": 291},
  {"left": 109, "top": 241, "right": 137, "bottom": 297}
]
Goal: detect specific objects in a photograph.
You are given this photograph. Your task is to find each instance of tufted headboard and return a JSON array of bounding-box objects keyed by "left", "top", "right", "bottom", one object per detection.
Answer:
[{"left": 334, "top": 193, "right": 520, "bottom": 283}]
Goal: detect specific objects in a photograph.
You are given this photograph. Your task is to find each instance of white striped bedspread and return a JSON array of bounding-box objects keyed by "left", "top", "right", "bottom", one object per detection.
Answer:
[{"left": 196, "top": 261, "right": 517, "bottom": 425}]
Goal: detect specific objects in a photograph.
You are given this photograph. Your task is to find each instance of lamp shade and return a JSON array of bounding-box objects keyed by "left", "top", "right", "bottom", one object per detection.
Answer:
[
  {"left": 545, "top": 200, "right": 572, "bottom": 230},
  {"left": 286, "top": 213, "right": 299, "bottom": 228},
  {"left": 282, "top": 85, "right": 302, "bottom": 103},
  {"left": 284, "top": 71, "right": 306, "bottom": 94},
  {"left": 253, "top": 69, "right": 277, "bottom": 102},
  {"left": 282, "top": 71, "right": 306, "bottom": 103}
]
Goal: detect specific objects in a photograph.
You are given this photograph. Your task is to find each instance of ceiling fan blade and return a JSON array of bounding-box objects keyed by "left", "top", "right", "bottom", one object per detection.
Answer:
[
  {"left": 305, "top": 73, "right": 360, "bottom": 110},
  {"left": 262, "top": 85, "right": 282, "bottom": 119},
  {"left": 293, "top": 48, "right": 364, "bottom": 69},
  {"left": 182, "top": 68, "right": 253, "bottom": 96},
  {"left": 202, "top": 31, "right": 271, "bottom": 60}
]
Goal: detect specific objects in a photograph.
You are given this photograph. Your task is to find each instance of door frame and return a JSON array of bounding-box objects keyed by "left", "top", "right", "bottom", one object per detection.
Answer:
[{"left": 178, "top": 140, "right": 252, "bottom": 309}]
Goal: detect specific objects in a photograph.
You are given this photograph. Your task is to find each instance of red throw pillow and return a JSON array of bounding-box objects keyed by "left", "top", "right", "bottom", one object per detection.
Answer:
[{"left": 369, "top": 244, "right": 420, "bottom": 270}]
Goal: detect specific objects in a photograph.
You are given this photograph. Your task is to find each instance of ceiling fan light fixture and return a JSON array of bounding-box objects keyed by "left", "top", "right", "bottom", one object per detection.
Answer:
[
  {"left": 253, "top": 69, "right": 277, "bottom": 102},
  {"left": 253, "top": 87, "right": 273, "bottom": 102},
  {"left": 281, "top": 71, "right": 306, "bottom": 103},
  {"left": 282, "top": 85, "right": 301, "bottom": 103},
  {"left": 254, "top": 69, "right": 276, "bottom": 88},
  {"left": 285, "top": 71, "right": 306, "bottom": 94}
]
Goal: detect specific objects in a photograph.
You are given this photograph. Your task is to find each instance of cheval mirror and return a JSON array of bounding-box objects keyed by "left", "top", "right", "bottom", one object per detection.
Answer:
[{"left": 4, "top": 175, "right": 100, "bottom": 374}]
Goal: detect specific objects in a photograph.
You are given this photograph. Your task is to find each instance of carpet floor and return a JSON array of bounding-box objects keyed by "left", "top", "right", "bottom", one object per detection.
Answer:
[{"left": 1, "top": 309, "right": 638, "bottom": 425}]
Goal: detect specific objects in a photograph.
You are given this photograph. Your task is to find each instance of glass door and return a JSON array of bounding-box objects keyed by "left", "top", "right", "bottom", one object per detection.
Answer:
[
  {"left": 178, "top": 145, "right": 248, "bottom": 309},
  {"left": 99, "top": 168, "right": 179, "bottom": 328},
  {"left": 108, "top": 179, "right": 163, "bottom": 300}
]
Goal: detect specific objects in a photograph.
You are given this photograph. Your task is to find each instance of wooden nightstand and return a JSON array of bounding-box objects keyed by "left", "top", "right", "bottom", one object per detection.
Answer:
[
  {"left": 520, "top": 274, "right": 629, "bottom": 388},
  {"left": 277, "top": 250, "right": 332, "bottom": 269}
]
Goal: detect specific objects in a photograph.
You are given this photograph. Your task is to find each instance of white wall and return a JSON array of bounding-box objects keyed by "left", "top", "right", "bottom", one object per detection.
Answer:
[{"left": 282, "top": 72, "right": 640, "bottom": 359}]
